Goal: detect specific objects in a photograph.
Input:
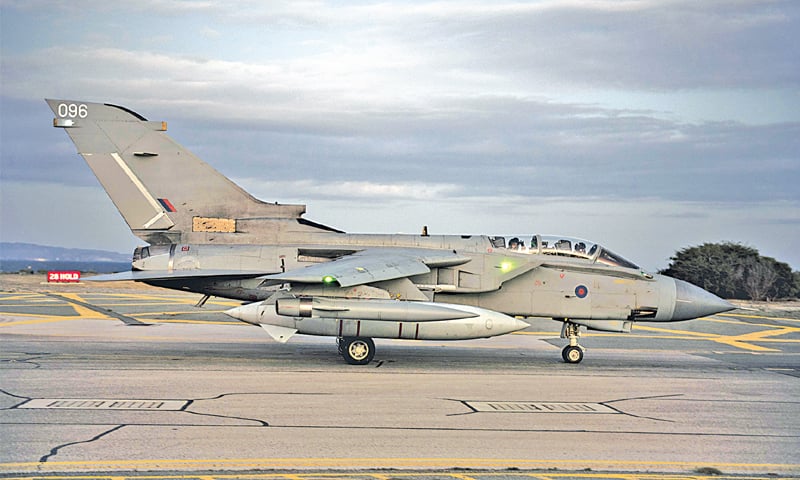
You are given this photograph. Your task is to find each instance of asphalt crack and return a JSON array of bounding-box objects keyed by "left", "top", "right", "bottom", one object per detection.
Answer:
[
  {"left": 0, "top": 352, "right": 48, "bottom": 369},
  {"left": 39, "top": 424, "right": 125, "bottom": 462},
  {"left": 181, "top": 409, "right": 269, "bottom": 426},
  {"left": 0, "top": 387, "right": 32, "bottom": 409}
]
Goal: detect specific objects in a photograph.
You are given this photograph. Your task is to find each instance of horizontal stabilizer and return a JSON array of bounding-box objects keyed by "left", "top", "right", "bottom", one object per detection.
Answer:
[{"left": 87, "top": 269, "right": 276, "bottom": 282}]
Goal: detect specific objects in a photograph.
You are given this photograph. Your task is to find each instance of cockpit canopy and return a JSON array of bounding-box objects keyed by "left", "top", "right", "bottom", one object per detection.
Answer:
[{"left": 489, "top": 234, "right": 640, "bottom": 270}]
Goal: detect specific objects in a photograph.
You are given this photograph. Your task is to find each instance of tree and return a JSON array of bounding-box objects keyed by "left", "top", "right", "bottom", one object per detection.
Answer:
[
  {"left": 660, "top": 242, "right": 797, "bottom": 301},
  {"left": 741, "top": 256, "right": 778, "bottom": 301},
  {"left": 763, "top": 256, "right": 796, "bottom": 300},
  {"left": 661, "top": 242, "right": 757, "bottom": 299},
  {"left": 794, "top": 271, "right": 800, "bottom": 298}
]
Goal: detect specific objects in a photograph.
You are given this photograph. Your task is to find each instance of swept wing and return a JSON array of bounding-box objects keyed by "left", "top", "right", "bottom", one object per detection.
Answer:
[{"left": 264, "top": 248, "right": 472, "bottom": 287}]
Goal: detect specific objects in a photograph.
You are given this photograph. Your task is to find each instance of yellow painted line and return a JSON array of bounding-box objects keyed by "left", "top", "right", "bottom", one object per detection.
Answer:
[
  {"left": 1, "top": 457, "right": 798, "bottom": 472},
  {"left": 0, "top": 475, "right": 792, "bottom": 480},
  {"left": 635, "top": 324, "right": 800, "bottom": 352},
  {"left": 634, "top": 325, "right": 720, "bottom": 338},
  {"left": 0, "top": 475, "right": 767, "bottom": 480},
  {"left": 449, "top": 474, "right": 478, "bottom": 480},
  {"left": 712, "top": 327, "right": 799, "bottom": 352},
  {"left": 0, "top": 295, "right": 48, "bottom": 301},
  {"left": 0, "top": 317, "right": 115, "bottom": 327},
  {"left": 630, "top": 335, "right": 730, "bottom": 341},
  {"left": 73, "top": 292, "right": 218, "bottom": 299},
  {"left": 0, "top": 311, "right": 78, "bottom": 319},
  {"left": 149, "top": 319, "right": 245, "bottom": 325},
  {"left": 73, "top": 292, "right": 188, "bottom": 297},
  {"left": 0, "top": 293, "right": 119, "bottom": 327},
  {"left": 53, "top": 293, "right": 110, "bottom": 319},
  {"left": 132, "top": 310, "right": 229, "bottom": 316},
  {"left": 753, "top": 338, "right": 800, "bottom": 344},
  {"left": 720, "top": 312, "right": 800, "bottom": 322},
  {"left": 701, "top": 317, "right": 776, "bottom": 327},
  {"left": 518, "top": 323, "right": 798, "bottom": 352},
  {"left": 511, "top": 329, "right": 706, "bottom": 338},
  {"left": 0, "top": 305, "right": 64, "bottom": 309},
  {"left": 0, "top": 298, "right": 66, "bottom": 304},
  {"left": 1, "top": 313, "right": 115, "bottom": 327},
  {"left": 704, "top": 317, "right": 800, "bottom": 332},
  {"left": 77, "top": 302, "right": 191, "bottom": 307}
]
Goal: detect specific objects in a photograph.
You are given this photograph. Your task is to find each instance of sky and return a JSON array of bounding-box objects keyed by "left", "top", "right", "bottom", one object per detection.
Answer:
[{"left": 1, "top": 0, "right": 798, "bottom": 272}]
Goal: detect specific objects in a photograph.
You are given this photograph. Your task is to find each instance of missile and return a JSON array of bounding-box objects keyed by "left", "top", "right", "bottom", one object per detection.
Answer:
[{"left": 225, "top": 298, "right": 529, "bottom": 342}]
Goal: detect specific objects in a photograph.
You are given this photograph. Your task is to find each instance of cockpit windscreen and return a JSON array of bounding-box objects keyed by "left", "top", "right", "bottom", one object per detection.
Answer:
[{"left": 489, "top": 234, "right": 640, "bottom": 270}]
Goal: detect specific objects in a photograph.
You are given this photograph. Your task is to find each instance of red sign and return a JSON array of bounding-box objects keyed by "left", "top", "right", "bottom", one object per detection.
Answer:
[{"left": 48, "top": 271, "right": 81, "bottom": 283}]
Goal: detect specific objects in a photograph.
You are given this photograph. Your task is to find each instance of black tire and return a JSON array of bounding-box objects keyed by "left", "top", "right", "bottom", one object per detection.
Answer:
[
  {"left": 562, "top": 345, "right": 584, "bottom": 364},
  {"left": 341, "top": 337, "right": 375, "bottom": 365}
]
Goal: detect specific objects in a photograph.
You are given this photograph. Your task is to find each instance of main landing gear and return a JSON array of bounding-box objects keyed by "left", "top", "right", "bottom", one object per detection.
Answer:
[
  {"left": 337, "top": 336, "right": 376, "bottom": 365},
  {"left": 560, "top": 321, "right": 585, "bottom": 364}
]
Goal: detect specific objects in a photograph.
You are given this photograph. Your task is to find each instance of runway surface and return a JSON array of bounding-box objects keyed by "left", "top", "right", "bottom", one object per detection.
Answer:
[{"left": 1, "top": 278, "right": 799, "bottom": 479}]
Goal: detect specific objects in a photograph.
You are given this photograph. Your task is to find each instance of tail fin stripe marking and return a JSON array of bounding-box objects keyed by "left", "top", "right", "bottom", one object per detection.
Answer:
[
  {"left": 110, "top": 153, "right": 165, "bottom": 216},
  {"left": 158, "top": 198, "right": 177, "bottom": 212}
]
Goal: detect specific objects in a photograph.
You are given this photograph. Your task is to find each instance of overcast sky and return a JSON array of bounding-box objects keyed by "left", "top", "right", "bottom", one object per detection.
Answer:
[{"left": 1, "top": 0, "right": 798, "bottom": 271}]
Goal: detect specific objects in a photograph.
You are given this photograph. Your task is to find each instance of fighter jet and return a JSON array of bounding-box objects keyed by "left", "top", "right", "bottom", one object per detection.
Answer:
[{"left": 46, "top": 99, "right": 734, "bottom": 364}]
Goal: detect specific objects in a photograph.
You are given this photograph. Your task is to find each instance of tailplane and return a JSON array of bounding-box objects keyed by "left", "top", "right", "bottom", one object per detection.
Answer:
[{"left": 47, "top": 99, "right": 335, "bottom": 244}]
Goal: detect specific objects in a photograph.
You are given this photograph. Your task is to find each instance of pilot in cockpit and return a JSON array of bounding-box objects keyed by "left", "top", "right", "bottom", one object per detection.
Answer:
[
  {"left": 509, "top": 237, "right": 520, "bottom": 250},
  {"left": 555, "top": 239, "right": 571, "bottom": 251}
]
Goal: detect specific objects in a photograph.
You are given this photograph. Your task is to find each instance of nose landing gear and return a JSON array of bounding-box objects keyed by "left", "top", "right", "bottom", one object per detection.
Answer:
[{"left": 560, "top": 321, "right": 585, "bottom": 364}]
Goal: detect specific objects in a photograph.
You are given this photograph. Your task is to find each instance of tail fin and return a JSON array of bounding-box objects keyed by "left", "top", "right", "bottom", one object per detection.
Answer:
[{"left": 47, "top": 99, "right": 332, "bottom": 244}]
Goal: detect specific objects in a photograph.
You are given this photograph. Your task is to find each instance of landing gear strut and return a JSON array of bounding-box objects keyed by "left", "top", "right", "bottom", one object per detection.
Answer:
[
  {"left": 337, "top": 337, "right": 375, "bottom": 365},
  {"left": 195, "top": 294, "right": 211, "bottom": 308},
  {"left": 560, "top": 321, "right": 585, "bottom": 364}
]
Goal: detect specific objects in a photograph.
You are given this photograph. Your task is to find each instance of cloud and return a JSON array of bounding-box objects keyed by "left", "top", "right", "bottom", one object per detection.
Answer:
[
  {"left": 5, "top": 86, "right": 797, "bottom": 207},
  {"left": 6, "top": 2, "right": 799, "bottom": 102},
  {"left": 1, "top": 1, "right": 798, "bottom": 269},
  {"left": 216, "top": 0, "right": 800, "bottom": 90},
  {"left": 200, "top": 26, "right": 222, "bottom": 40}
]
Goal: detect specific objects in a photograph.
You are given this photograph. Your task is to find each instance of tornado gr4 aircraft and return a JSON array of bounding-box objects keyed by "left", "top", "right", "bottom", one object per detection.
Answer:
[{"left": 46, "top": 99, "right": 734, "bottom": 364}]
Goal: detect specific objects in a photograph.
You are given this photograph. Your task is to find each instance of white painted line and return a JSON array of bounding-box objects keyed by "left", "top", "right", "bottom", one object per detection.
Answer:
[
  {"left": 18, "top": 398, "right": 189, "bottom": 410},
  {"left": 465, "top": 401, "right": 617, "bottom": 413}
]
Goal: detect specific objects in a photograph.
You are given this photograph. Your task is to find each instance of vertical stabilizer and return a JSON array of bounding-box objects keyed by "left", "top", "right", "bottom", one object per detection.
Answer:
[{"left": 46, "top": 99, "right": 319, "bottom": 244}]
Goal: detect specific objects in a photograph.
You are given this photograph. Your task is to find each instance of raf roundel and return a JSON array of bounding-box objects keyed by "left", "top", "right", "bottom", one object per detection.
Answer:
[{"left": 575, "top": 285, "right": 589, "bottom": 299}]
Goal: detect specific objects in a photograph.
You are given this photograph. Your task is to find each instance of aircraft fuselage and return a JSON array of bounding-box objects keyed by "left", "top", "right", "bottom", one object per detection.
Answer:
[{"left": 131, "top": 231, "right": 721, "bottom": 328}]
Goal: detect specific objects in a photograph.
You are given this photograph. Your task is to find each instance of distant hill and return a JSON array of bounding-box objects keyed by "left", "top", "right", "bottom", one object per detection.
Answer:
[
  {"left": 0, "top": 242, "right": 130, "bottom": 262},
  {"left": 0, "top": 243, "right": 130, "bottom": 273}
]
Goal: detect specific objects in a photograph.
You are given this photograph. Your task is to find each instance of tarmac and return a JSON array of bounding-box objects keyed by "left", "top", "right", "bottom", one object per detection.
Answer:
[{"left": 1, "top": 274, "right": 799, "bottom": 479}]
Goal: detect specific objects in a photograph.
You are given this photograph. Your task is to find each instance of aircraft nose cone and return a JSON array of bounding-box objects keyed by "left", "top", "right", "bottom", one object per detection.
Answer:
[
  {"left": 225, "top": 302, "right": 263, "bottom": 325},
  {"left": 672, "top": 279, "right": 735, "bottom": 321}
]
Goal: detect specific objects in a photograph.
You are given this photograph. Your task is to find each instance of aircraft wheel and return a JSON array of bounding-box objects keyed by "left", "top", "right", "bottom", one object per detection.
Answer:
[
  {"left": 562, "top": 345, "right": 584, "bottom": 364},
  {"left": 341, "top": 337, "right": 375, "bottom": 365}
]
